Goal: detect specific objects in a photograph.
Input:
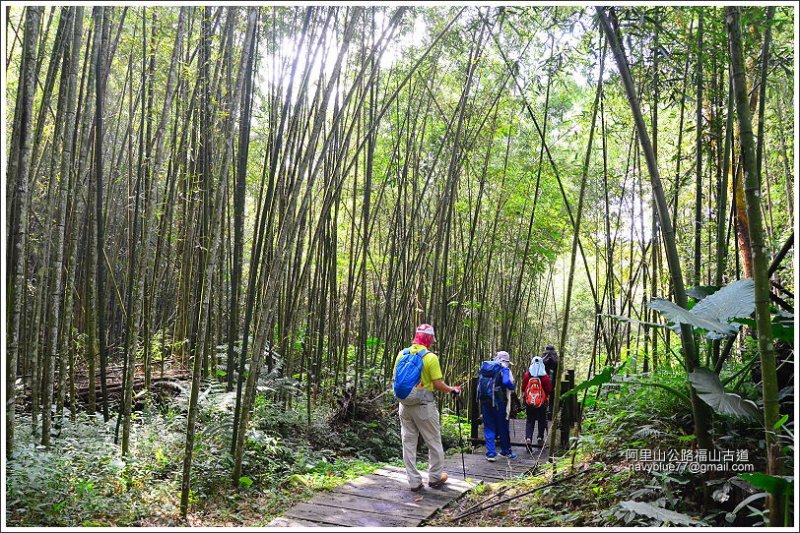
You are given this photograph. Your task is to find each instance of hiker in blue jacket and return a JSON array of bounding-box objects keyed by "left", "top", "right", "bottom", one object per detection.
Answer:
[{"left": 478, "top": 351, "right": 517, "bottom": 461}]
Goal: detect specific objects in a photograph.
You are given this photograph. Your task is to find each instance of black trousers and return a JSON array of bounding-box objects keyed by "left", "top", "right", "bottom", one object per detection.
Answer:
[{"left": 525, "top": 404, "right": 548, "bottom": 441}]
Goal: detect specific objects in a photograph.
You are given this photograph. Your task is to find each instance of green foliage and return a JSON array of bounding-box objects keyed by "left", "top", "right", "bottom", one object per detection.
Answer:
[
  {"left": 6, "top": 386, "right": 409, "bottom": 527},
  {"left": 290, "top": 458, "right": 379, "bottom": 492},
  {"left": 580, "top": 369, "right": 695, "bottom": 454},
  {"left": 562, "top": 364, "right": 618, "bottom": 399},
  {"left": 735, "top": 315, "right": 795, "bottom": 344},
  {"left": 739, "top": 473, "right": 792, "bottom": 497},
  {"left": 148, "top": 329, "right": 183, "bottom": 363},
  {"left": 6, "top": 413, "right": 183, "bottom": 526},
  {"left": 574, "top": 360, "right": 789, "bottom": 527},
  {"left": 440, "top": 411, "right": 471, "bottom": 453}
]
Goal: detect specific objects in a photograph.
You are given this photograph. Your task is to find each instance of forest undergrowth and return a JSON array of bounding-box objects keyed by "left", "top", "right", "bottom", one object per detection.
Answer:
[
  {"left": 4, "top": 4, "right": 795, "bottom": 528},
  {"left": 8, "top": 350, "right": 792, "bottom": 527},
  {"left": 430, "top": 355, "right": 794, "bottom": 528},
  {"left": 6, "top": 381, "right": 468, "bottom": 527}
]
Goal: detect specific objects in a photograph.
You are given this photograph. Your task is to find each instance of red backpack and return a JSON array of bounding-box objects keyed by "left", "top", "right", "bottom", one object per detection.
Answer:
[{"left": 525, "top": 376, "right": 546, "bottom": 408}]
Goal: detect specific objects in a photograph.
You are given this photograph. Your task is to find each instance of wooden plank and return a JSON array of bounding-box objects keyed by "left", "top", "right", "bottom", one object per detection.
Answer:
[
  {"left": 376, "top": 464, "right": 475, "bottom": 486},
  {"left": 460, "top": 457, "right": 531, "bottom": 470},
  {"left": 451, "top": 467, "right": 537, "bottom": 482},
  {"left": 470, "top": 439, "right": 551, "bottom": 447},
  {"left": 340, "top": 473, "right": 454, "bottom": 501},
  {"left": 458, "top": 470, "right": 517, "bottom": 482},
  {"left": 467, "top": 450, "right": 547, "bottom": 465},
  {"left": 462, "top": 452, "right": 540, "bottom": 465},
  {"left": 455, "top": 456, "right": 539, "bottom": 473},
  {"left": 479, "top": 466, "right": 539, "bottom": 477},
  {"left": 310, "top": 491, "right": 432, "bottom": 519},
  {"left": 355, "top": 475, "right": 466, "bottom": 503},
  {"left": 267, "top": 516, "right": 331, "bottom": 527},
  {"left": 270, "top": 439, "right": 549, "bottom": 528},
  {"left": 285, "top": 502, "right": 417, "bottom": 528},
  {"left": 372, "top": 467, "right": 473, "bottom": 493},
  {"left": 335, "top": 474, "right": 463, "bottom": 511},
  {"left": 455, "top": 463, "right": 517, "bottom": 479},
  {"left": 335, "top": 483, "right": 445, "bottom": 513}
]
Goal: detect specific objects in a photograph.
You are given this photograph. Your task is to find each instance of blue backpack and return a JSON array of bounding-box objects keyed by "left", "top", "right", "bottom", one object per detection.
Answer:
[
  {"left": 393, "top": 347, "right": 428, "bottom": 400},
  {"left": 478, "top": 361, "right": 502, "bottom": 405}
]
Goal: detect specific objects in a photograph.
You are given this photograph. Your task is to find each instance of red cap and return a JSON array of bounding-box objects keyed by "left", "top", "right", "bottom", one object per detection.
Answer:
[{"left": 413, "top": 323, "right": 435, "bottom": 347}]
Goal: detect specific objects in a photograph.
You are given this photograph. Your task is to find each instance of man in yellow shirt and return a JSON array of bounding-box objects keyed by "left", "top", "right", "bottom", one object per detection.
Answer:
[{"left": 393, "top": 324, "right": 461, "bottom": 491}]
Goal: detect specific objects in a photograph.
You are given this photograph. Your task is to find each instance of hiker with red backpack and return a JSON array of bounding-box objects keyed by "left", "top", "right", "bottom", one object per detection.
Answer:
[
  {"left": 522, "top": 355, "right": 552, "bottom": 448},
  {"left": 392, "top": 324, "right": 461, "bottom": 491},
  {"left": 477, "top": 351, "right": 517, "bottom": 461}
]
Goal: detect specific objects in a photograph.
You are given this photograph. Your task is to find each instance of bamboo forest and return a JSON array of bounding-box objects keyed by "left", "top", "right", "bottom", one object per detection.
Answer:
[{"left": 3, "top": 3, "right": 797, "bottom": 529}]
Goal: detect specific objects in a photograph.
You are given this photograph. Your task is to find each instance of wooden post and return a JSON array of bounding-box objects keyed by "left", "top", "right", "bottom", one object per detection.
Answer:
[
  {"left": 469, "top": 377, "right": 479, "bottom": 446},
  {"left": 559, "top": 369, "right": 576, "bottom": 448}
]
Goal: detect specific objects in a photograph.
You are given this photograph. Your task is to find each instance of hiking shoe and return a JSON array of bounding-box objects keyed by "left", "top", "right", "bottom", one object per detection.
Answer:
[
  {"left": 409, "top": 483, "right": 424, "bottom": 492},
  {"left": 525, "top": 438, "right": 532, "bottom": 445},
  {"left": 500, "top": 452, "right": 517, "bottom": 459},
  {"left": 486, "top": 454, "right": 497, "bottom": 462},
  {"left": 537, "top": 437, "right": 544, "bottom": 447},
  {"left": 429, "top": 473, "right": 448, "bottom": 489}
]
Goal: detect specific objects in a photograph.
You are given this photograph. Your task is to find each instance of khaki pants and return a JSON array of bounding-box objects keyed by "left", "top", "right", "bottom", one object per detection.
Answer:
[{"left": 398, "top": 391, "right": 445, "bottom": 488}]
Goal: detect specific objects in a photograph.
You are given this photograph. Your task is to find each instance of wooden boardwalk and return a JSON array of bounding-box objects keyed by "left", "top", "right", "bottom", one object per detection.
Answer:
[{"left": 269, "top": 418, "right": 547, "bottom": 527}]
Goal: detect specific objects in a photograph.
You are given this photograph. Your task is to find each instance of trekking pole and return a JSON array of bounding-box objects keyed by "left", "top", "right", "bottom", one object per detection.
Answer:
[{"left": 452, "top": 390, "right": 467, "bottom": 479}]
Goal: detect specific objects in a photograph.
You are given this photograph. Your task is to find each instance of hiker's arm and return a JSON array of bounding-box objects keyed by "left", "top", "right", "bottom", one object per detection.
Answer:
[
  {"left": 543, "top": 374, "right": 553, "bottom": 395},
  {"left": 501, "top": 367, "right": 515, "bottom": 389},
  {"left": 432, "top": 379, "right": 458, "bottom": 394},
  {"left": 521, "top": 373, "right": 529, "bottom": 404}
]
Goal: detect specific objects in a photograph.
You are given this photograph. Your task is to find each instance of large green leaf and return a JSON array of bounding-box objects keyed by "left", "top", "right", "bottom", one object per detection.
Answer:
[
  {"left": 692, "top": 278, "right": 755, "bottom": 322},
  {"left": 561, "top": 365, "right": 616, "bottom": 399},
  {"left": 648, "top": 299, "right": 738, "bottom": 338},
  {"left": 618, "top": 501, "right": 700, "bottom": 525},
  {"left": 739, "top": 473, "right": 792, "bottom": 496},
  {"left": 688, "top": 368, "right": 760, "bottom": 420},
  {"left": 648, "top": 279, "right": 755, "bottom": 340}
]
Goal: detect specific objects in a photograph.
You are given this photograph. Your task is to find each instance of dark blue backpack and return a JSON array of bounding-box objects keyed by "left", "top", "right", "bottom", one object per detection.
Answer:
[
  {"left": 478, "top": 361, "right": 502, "bottom": 405},
  {"left": 393, "top": 347, "right": 428, "bottom": 400}
]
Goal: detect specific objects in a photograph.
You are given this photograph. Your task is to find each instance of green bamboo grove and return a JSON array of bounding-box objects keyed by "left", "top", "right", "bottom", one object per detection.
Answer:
[{"left": 4, "top": 5, "right": 795, "bottom": 526}]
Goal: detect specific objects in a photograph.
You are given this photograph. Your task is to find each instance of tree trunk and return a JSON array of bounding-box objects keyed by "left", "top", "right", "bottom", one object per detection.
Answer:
[
  {"left": 693, "top": 12, "right": 703, "bottom": 286},
  {"left": 43, "top": 6, "right": 81, "bottom": 446},
  {"left": 5, "top": 5, "right": 42, "bottom": 456},
  {"left": 93, "top": 5, "right": 112, "bottom": 421},
  {"left": 726, "top": 6, "right": 783, "bottom": 526}
]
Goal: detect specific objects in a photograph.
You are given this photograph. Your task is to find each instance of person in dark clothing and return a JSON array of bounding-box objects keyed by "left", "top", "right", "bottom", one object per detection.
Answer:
[
  {"left": 541, "top": 344, "right": 559, "bottom": 420},
  {"left": 522, "top": 356, "right": 552, "bottom": 447}
]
